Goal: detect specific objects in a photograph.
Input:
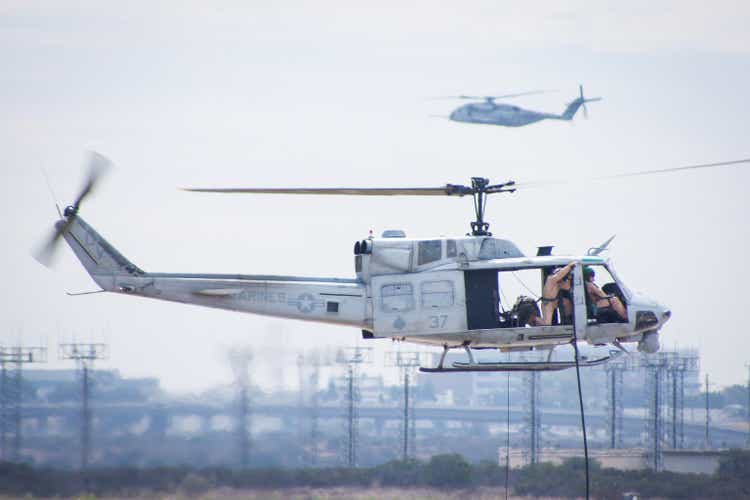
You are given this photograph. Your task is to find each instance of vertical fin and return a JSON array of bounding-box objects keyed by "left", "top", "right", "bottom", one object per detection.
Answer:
[{"left": 60, "top": 215, "right": 144, "bottom": 289}]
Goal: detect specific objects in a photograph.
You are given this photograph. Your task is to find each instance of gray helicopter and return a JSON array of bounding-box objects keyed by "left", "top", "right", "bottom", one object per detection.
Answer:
[
  {"left": 32, "top": 154, "right": 750, "bottom": 373},
  {"left": 448, "top": 85, "right": 601, "bottom": 127}
]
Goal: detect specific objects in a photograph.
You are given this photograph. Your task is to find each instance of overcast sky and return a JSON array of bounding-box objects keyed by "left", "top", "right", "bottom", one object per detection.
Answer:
[{"left": 1, "top": 1, "right": 749, "bottom": 392}]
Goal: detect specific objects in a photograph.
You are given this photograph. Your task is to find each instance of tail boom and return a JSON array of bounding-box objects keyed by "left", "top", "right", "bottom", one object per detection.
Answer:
[{"left": 59, "top": 215, "right": 369, "bottom": 328}]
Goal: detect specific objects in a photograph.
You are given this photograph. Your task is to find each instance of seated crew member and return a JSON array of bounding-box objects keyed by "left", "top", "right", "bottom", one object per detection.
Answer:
[
  {"left": 540, "top": 261, "right": 577, "bottom": 325},
  {"left": 583, "top": 266, "right": 627, "bottom": 321},
  {"left": 513, "top": 295, "right": 543, "bottom": 326}
]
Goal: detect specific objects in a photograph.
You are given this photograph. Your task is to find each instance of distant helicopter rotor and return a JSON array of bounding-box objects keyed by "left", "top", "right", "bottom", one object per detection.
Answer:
[{"left": 435, "top": 89, "right": 555, "bottom": 104}]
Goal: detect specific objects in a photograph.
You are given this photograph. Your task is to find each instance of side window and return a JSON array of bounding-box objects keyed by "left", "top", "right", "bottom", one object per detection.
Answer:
[
  {"left": 446, "top": 239, "right": 457, "bottom": 258},
  {"left": 417, "top": 240, "right": 442, "bottom": 265},
  {"left": 421, "top": 280, "right": 454, "bottom": 309},
  {"left": 381, "top": 283, "right": 414, "bottom": 312}
]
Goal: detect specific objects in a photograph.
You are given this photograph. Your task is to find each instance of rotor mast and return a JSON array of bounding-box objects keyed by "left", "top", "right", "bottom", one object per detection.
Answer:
[{"left": 468, "top": 177, "right": 516, "bottom": 236}]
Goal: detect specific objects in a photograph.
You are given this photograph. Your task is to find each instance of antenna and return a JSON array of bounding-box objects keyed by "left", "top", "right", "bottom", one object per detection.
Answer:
[
  {"left": 58, "top": 342, "right": 108, "bottom": 470},
  {"left": 337, "top": 346, "right": 373, "bottom": 467},
  {"left": 0, "top": 345, "right": 47, "bottom": 462}
]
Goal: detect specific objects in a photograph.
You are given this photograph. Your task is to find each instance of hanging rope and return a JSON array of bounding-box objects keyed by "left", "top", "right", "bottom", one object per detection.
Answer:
[
  {"left": 504, "top": 365, "right": 511, "bottom": 500},
  {"left": 571, "top": 296, "right": 591, "bottom": 499},
  {"left": 510, "top": 271, "right": 540, "bottom": 299}
]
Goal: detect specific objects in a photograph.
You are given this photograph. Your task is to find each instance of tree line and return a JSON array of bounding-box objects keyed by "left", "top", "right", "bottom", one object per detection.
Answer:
[{"left": 1, "top": 450, "right": 748, "bottom": 498}]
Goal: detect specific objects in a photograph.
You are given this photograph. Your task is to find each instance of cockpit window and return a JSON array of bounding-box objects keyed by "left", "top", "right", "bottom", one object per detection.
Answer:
[
  {"left": 417, "top": 240, "right": 442, "bottom": 265},
  {"left": 446, "top": 239, "right": 457, "bottom": 258},
  {"left": 479, "top": 238, "right": 524, "bottom": 260},
  {"left": 478, "top": 239, "right": 496, "bottom": 259},
  {"left": 603, "top": 263, "right": 632, "bottom": 300}
]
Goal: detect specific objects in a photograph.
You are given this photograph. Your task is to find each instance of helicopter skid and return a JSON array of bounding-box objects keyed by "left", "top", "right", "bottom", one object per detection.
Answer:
[{"left": 420, "top": 351, "right": 620, "bottom": 373}]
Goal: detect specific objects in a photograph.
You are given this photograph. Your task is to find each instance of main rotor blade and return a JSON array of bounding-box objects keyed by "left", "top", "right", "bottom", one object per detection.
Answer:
[
  {"left": 437, "top": 89, "right": 555, "bottom": 101},
  {"left": 183, "top": 185, "right": 474, "bottom": 196},
  {"left": 514, "top": 158, "right": 750, "bottom": 189}
]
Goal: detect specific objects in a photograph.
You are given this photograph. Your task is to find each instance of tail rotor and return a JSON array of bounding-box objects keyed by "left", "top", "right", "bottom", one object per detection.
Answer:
[
  {"left": 579, "top": 84, "right": 601, "bottom": 119},
  {"left": 32, "top": 152, "right": 112, "bottom": 267}
]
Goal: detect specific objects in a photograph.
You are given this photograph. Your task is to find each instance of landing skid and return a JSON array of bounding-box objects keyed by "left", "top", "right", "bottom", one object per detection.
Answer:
[{"left": 420, "top": 350, "right": 621, "bottom": 373}]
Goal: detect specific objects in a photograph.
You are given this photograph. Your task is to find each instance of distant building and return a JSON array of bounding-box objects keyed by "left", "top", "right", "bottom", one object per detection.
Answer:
[{"left": 498, "top": 447, "right": 724, "bottom": 474}]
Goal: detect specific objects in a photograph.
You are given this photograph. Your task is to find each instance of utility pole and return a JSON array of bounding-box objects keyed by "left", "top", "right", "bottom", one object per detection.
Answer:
[
  {"left": 58, "top": 343, "right": 107, "bottom": 470},
  {"left": 0, "top": 345, "right": 47, "bottom": 462},
  {"left": 385, "top": 351, "right": 424, "bottom": 461},
  {"left": 337, "top": 346, "right": 372, "bottom": 467}
]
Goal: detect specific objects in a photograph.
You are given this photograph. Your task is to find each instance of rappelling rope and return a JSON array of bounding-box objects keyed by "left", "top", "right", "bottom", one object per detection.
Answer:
[{"left": 571, "top": 303, "right": 591, "bottom": 499}]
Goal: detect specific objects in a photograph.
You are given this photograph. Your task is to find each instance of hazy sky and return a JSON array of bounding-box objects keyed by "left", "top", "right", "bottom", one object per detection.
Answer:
[{"left": 2, "top": 1, "right": 749, "bottom": 392}]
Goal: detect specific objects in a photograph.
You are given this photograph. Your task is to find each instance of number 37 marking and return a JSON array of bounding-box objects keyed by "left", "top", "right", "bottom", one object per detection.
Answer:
[{"left": 428, "top": 315, "right": 448, "bottom": 328}]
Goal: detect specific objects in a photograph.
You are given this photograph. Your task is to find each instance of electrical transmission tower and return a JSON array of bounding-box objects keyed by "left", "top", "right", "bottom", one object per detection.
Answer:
[
  {"left": 523, "top": 370, "right": 541, "bottom": 465},
  {"left": 666, "top": 352, "right": 698, "bottom": 450},
  {"left": 337, "top": 346, "right": 372, "bottom": 467},
  {"left": 0, "top": 345, "right": 47, "bottom": 462},
  {"left": 704, "top": 373, "right": 712, "bottom": 450},
  {"left": 297, "top": 348, "right": 331, "bottom": 466},
  {"left": 385, "top": 351, "right": 425, "bottom": 461},
  {"left": 228, "top": 347, "right": 253, "bottom": 468},
  {"left": 605, "top": 359, "right": 626, "bottom": 449},
  {"left": 58, "top": 342, "right": 107, "bottom": 470},
  {"left": 643, "top": 353, "right": 668, "bottom": 471}
]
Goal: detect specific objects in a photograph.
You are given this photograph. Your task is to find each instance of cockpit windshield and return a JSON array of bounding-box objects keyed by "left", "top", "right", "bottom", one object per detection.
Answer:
[{"left": 603, "top": 262, "right": 632, "bottom": 300}]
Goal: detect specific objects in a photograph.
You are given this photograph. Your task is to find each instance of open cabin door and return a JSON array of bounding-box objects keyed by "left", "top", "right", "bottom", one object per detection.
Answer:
[{"left": 464, "top": 269, "right": 499, "bottom": 330}]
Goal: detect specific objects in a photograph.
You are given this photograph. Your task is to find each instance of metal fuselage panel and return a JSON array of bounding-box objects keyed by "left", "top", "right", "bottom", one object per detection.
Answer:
[
  {"left": 103, "top": 274, "right": 369, "bottom": 327},
  {"left": 372, "top": 271, "right": 467, "bottom": 336},
  {"left": 449, "top": 103, "right": 556, "bottom": 127}
]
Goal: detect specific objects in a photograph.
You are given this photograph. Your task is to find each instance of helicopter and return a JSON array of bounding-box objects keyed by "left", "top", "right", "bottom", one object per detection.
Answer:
[
  {"left": 33, "top": 154, "right": 750, "bottom": 373},
  {"left": 448, "top": 85, "right": 601, "bottom": 127}
]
